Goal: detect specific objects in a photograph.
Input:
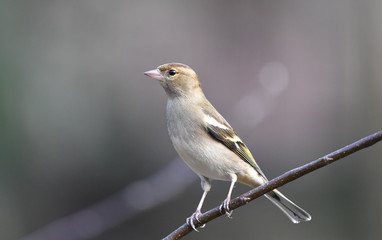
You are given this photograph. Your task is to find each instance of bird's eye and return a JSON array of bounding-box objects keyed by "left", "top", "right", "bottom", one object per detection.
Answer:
[{"left": 169, "top": 69, "right": 177, "bottom": 76}]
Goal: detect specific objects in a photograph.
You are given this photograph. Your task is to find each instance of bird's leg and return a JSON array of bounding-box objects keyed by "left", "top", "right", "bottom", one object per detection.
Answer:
[
  {"left": 220, "top": 174, "right": 237, "bottom": 218},
  {"left": 186, "top": 190, "right": 208, "bottom": 232}
]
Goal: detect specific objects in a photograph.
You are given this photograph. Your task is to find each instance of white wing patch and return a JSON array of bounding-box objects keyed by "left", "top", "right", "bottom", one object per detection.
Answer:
[
  {"left": 204, "top": 115, "right": 229, "bottom": 130},
  {"left": 205, "top": 115, "right": 244, "bottom": 149},
  {"left": 230, "top": 135, "right": 242, "bottom": 143}
]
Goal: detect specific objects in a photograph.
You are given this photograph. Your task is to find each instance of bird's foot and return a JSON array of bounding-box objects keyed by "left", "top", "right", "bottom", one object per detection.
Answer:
[
  {"left": 219, "top": 199, "right": 233, "bottom": 218},
  {"left": 186, "top": 210, "right": 205, "bottom": 232}
]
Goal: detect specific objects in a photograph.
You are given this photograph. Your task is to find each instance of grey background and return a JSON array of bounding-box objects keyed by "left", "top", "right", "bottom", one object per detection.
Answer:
[{"left": 1, "top": 0, "right": 382, "bottom": 239}]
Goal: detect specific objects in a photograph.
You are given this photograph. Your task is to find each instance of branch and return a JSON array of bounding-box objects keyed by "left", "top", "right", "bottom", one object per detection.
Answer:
[{"left": 163, "top": 131, "right": 382, "bottom": 240}]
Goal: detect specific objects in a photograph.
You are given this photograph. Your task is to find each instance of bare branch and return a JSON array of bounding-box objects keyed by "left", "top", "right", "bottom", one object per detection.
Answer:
[{"left": 163, "top": 131, "right": 382, "bottom": 240}]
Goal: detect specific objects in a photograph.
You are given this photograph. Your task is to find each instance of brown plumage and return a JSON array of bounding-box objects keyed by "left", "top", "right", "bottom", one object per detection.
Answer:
[{"left": 144, "top": 63, "right": 311, "bottom": 231}]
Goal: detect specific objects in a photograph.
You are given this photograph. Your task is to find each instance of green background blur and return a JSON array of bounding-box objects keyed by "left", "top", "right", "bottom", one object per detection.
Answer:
[{"left": 1, "top": 0, "right": 382, "bottom": 239}]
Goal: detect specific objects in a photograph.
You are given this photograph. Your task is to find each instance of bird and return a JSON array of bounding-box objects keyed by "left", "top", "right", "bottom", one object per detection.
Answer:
[{"left": 144, "top": 63, "right": 311, "bottom": 231}]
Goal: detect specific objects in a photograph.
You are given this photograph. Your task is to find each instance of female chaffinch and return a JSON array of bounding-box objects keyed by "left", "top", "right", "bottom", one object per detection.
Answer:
[{"left": 144, "top": 63, "right": 311, "bottom": 231}]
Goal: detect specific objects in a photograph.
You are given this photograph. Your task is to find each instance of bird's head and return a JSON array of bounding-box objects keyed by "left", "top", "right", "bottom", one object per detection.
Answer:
[{"left": 144, "top": 63, "right": 202, "bottom": 98}]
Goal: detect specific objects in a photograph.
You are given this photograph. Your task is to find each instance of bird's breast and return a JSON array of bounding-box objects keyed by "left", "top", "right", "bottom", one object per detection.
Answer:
[{"left": 166, "top": 99, "right": 249, "bottom": 181}]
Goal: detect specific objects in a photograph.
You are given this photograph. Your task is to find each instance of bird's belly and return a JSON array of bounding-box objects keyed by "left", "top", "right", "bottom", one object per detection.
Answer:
[{"left": 171, "top": 136, "right": 245, "bottom": 181}]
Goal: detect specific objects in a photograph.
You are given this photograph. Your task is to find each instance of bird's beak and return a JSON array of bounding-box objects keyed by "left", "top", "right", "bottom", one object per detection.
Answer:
[{"left": 144, "top": 69, "right": 164, "bottom": 81}]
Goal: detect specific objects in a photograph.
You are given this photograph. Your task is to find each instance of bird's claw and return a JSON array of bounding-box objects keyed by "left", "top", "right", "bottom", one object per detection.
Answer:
[
  {"left": 219, "top": 199, "right": 233, "bottom": 218},
  {"left": 186, "top": 210, "right": 205, "bottom": 232}
]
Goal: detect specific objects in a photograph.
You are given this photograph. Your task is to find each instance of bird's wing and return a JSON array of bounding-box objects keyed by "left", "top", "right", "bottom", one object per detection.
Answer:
[{"left": 202, "top": 105, "right": 267, "bottom": 179}]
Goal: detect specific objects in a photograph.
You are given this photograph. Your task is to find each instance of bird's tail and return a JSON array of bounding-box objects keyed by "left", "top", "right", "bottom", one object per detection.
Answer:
[{"left": 265, "top": 189, "right": 311, "bottom": 223}]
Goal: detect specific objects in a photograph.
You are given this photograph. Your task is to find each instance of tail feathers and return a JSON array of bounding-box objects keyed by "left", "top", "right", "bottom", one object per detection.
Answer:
[{"left": 265, "top": 189, "right": 311, "bottom": 223}]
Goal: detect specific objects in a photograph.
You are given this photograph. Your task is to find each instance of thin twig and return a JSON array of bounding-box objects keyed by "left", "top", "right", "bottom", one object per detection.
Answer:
[{"left": 163, "top": 131, "right": 382, "bottom": 240}]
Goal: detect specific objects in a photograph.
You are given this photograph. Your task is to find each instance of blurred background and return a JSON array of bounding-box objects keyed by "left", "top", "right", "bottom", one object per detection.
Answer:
[{"left": 1, "top": 0, "right": 382, "bottom": 239}]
